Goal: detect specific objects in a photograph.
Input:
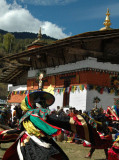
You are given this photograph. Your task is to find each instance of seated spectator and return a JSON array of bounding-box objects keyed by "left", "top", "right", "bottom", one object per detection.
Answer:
[
  {"left": 78, "top": 109, "right": 82, "bottom": 115},
  {"left": 14, "top": 104, "right": 23, "bottom": 120},
  {"left": 10, "top": 117, "right": 18, "bottom": 128}
]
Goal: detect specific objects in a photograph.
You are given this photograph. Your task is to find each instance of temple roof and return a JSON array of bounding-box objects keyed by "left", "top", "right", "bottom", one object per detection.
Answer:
[{"left": 1, "top": 17, "right": 119, "bottom": 84}]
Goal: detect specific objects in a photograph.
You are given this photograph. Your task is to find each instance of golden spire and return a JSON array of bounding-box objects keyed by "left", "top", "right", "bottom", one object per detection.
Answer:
[
  {"left": 103, "top": 8, "right": 111, "bottom": 29},
  {"left": 38, "top": 27, "right": 42, "bottom": 40},
  {"left": 100, "top": 8, "right": 112, "bottom": 31},
  {"left": 27, "top": 27, "right": 47, "bottom": 49}
]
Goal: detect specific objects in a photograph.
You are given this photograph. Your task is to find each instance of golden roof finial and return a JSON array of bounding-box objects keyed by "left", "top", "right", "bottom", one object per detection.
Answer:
[
  {"left": 100, "top": 8, "right": 112, "bottom": 31},
  {"left": 38, "top": 27, "right": 42, "bottom": 40},
  {"left": 103, "top": 8, "right": 111, "bottom": 28},
  {"left": 28, "top": 27, "right": 47, "bottom": 48}
]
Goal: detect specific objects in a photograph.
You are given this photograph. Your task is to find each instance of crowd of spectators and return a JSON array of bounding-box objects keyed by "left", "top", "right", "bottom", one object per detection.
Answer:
[
  {"left": 0, "top": 104, "right": 84, "bottom": 144},
  {"left": 0, "top": 104, "right": 118, "bottom": 145},
  {"left": 0, "top": 104, "right": 23, "bottom": 128},
  {"left": 51, "top": 106, "right": 84, "bottom": 144}
]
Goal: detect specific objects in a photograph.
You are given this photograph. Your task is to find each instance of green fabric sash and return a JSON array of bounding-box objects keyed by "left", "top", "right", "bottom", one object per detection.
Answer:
[
  {"left": 30, "top": 115, "right": 59, "bottom": 136},
  {"left": 19, "top": 108, "right": 60, "bottom": 136}
]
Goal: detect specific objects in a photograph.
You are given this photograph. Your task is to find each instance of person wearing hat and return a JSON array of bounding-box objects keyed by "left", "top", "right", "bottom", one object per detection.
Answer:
[
  {"left": 84, "top": 107, "right": 113, "bottom": 160},
  {"left": 0, "top": 91, "right": 70, "bottom": 160},
  {"left": 0, "top": 91, "right": 113, "bottom": 160}
]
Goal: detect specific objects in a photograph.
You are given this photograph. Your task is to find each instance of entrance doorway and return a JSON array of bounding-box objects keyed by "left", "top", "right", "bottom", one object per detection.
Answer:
[{"left": 63, "top": 79, "right": 70, "bottom": 107}]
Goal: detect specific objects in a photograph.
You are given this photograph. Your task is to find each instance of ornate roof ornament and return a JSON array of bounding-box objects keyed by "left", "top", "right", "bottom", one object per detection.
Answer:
[
  {"left": 38, "top": 27, "right": 42, "bottom": 40},
  {"left": 100, "top": 8, "right": 112, "bottom": 31},
  {"left": 27, "top": 27, "right": 47, "bottom": 49}
]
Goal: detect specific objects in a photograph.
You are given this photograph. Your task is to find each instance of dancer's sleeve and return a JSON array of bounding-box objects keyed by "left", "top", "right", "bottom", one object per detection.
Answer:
[
  {"left": 0, "top": 125, "right": 23, "bottom": 143},
  {"left": 47, "top": 114, "right": 72, "bottom": 131},
  {"left": 47, "top": 114, "right": 102, "bottom": 144}
]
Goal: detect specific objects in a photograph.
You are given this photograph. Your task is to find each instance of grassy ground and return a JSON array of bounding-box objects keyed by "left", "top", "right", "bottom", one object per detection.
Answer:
[
  {"left": 58, "top": 141, "right": 106, "bottom": 160},
  {"left": 0, "top": 141, "right": 107, "bottom": 160}
]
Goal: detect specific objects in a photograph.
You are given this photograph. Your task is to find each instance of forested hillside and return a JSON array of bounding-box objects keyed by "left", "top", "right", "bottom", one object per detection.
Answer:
[
  {"left": 0, "top": 29, "right": 57, "bottom": 56},
  {"left": 0, "top": 29, "right": 57, "bottom": 100}
]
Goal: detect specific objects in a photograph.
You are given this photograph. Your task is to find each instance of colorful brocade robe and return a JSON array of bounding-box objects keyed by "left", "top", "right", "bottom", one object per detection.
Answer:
[
  {"left": 106, "top": 106, "right": 119, "bottom": 121},
  {"left": 19, "top": 108, "right": 61, "bottom": 137}
]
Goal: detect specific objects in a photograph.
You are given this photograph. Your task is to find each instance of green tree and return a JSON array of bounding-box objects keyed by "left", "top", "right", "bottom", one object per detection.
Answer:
[
  {"left": 0, "top": 47, "right": 6, "bottom": 58},
  {"left": 0, "top": 34, "right": 3, "bottom": 43},
  {"left": 3, "top": 33, "right": 15, "bottom": 53}
]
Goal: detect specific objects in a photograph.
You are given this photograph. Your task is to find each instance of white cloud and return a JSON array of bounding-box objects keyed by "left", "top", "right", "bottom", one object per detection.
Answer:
[
  {"left": 18, "top": 0, "right": 77, "bottom": 6},
  {"left": 0, "top": 0, "right": 71, "bottom": 39}
]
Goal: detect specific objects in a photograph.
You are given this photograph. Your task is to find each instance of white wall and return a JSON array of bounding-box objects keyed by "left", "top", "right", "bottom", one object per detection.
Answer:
[
  {"left": 86, "top": 90, "right": 119, "bottom": 111},
  {"left": 49, "top": 91, "right": 63, "bottom": 111},
  {"left": 28, "top": 57, "right": 119, "bottom": 78},
  {"left": 8, "top": 84, "right": 13, "bottom": 91},
  {"left": 8, "top": 85, "right": 27, "bottom": 92},
  {"left": 69, "top": 89, "right": 87, "bottom": 111},
  {"left": 50, "top": 88, "right": 87, "bottom": 112},
  {"left": 46, "top": 57, "right": 119, "bottom": 75}
]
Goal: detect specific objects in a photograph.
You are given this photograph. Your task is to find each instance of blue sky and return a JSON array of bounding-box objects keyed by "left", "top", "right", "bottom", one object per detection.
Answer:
[{"left": 0, "top": 0, "right": 119, "bottom": 39}]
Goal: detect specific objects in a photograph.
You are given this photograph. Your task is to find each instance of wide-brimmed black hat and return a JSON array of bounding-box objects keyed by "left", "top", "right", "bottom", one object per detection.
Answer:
[{"left": 29, "top": 91, "right": 55, "bottom": 108}]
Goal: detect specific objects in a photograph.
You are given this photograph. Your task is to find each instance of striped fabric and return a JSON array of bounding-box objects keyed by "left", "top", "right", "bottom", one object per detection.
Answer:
[
  {"left": 0, "top": 130, "right": 19, "bottom": 143},
  {"left": 108, "top": 141, "right": 119, "bottom": 160},
  {"left": 70, "top": 115, "right": 113, "bottom": 149},
  {"left": 106, "top": 106, "right": 119, "bottom": 121}
]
